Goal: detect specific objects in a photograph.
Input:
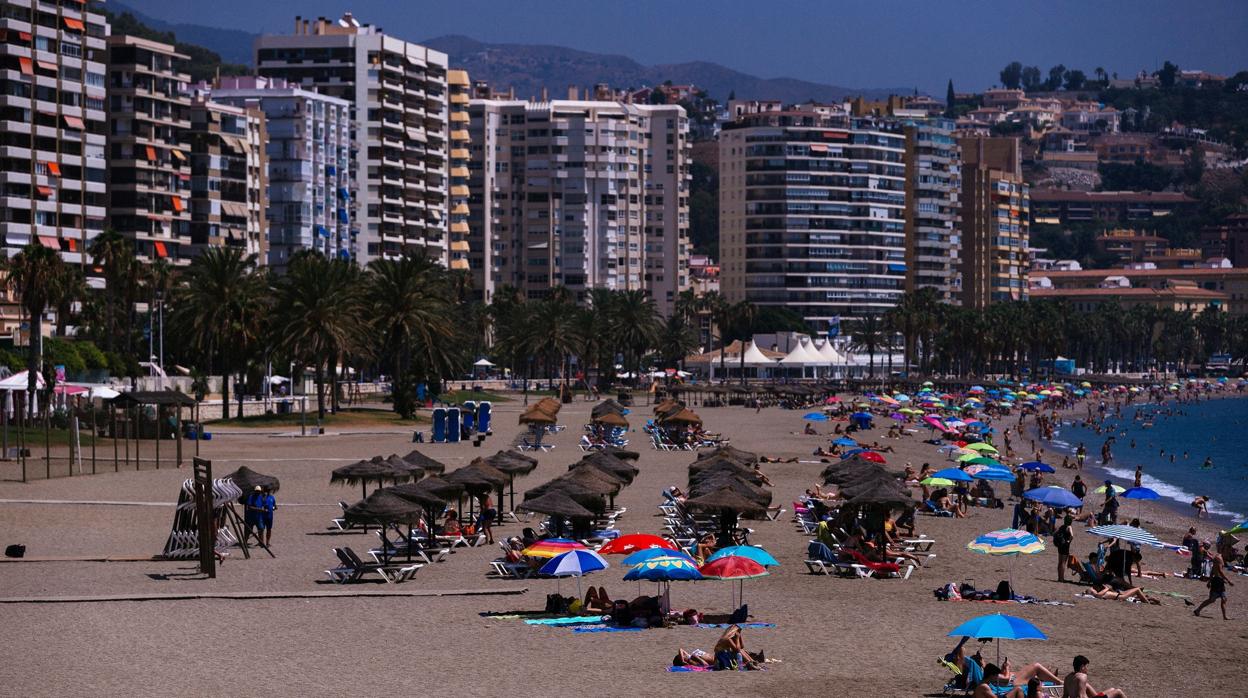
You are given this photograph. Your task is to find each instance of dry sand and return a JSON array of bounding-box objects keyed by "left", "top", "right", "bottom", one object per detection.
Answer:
[{"left": 1, "top": 395, "right": 1245, "bottom": 697}]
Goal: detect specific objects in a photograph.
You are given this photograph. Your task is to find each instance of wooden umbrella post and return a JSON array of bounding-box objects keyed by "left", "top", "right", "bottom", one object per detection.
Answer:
[{"left": 112, "top": 403, "right": 118, "bottom": 472}]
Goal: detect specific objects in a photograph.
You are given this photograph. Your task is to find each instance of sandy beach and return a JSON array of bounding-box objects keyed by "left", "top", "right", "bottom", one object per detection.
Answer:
[{"left": 1, "top": 393, "right": 1245, "bottom": 697}]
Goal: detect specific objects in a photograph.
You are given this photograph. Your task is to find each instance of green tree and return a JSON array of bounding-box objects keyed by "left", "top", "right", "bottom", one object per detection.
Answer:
[
  {"left": 1046, "top": 64, "right": 1067, "bottom": 91},
  {"left": 945, "top": 79, "right": 956, "bottom": 117},
  {"left": 1064, "top": 69, "right": 1087, "bottom": 91},
  {"left": 1157, "top": 61, "right": 1179, "bottom": 89},
  {"left": 5, "top": 244, "right": 68, "bottom": 413},
  {"left": 1000, "top": 62, "right": 1023, "bottom": 89},
  {"left": 1021, "top": 66, "right": 1042, "bottom": 91},
  {"left": 848, "top": 314, "right": 887, "bottom": 379},
  {"left": 270, "top": 254, "right": 366, "bottom": 420},
  {"left": 169, "top": 247, "right": 268, "bottom": 419}
]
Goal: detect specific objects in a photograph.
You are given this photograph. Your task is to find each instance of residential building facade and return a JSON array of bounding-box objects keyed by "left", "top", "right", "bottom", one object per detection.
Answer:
[
  {"left": 1031, "top": 266, "right": 1248, "bottom": 315},
  {"left": 208, "top": 76, "right": 354, "bottom": 270},
  {"left": 186, "top": 97, "right": 267, "bottom": 260},
  {"left": 1029, "top": 189, "right": 1196, "bottom": 227},
  {"left": 105, "top": 35, "right": 192, "bottom": 264},
  {"left": 255, "top": 13, "right": 449, "bottom": 265},
  {"left": 465, "top": 99, "right": 690, "bottom": 310},
  {"left": 903, "top": 118, "right": 961, "bottom": 302},
  {"left": 958, "top": 136, "right": 1029, "bottom": 308},
  {"left": 719, "top": 110, "right": 907, "bottom": 331},
  {"left": 446, "top": 69, "right": 471, "bottom": 272},
  {"left": 0, "top": 0, "right": 109, "bottom": 266}
]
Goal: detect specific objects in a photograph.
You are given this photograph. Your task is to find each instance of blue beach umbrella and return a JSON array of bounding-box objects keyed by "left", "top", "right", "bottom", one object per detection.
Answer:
[
  {"left": 1019, "top": 461, "right": 1055, "bottom": 473},
  {"left": 1121, "top": 487, "right": 1159, "bottom": 500},
  {"left": 947, "top": 613, "right": 1047, "bottom": 664},
  {"left": 850, "top": 412, "right": 873, "bottom": 420},
  {"left": 623, "top": 555, "right": 703, "bottom": 606},
  {"left": 833, "top": 437, "right": 859, "bottom": 447},
  {"left": 539, "top": 549, "right": 608, "bottom": 597},
  {"left": 1024, "top": 486, "right": 1083, "bottom": 508},
  {"left": 840, "top": 449, "right": 867, "bottom": 459},
  {"left": 707, "top": 545, "right": 780, "bottom": 567},
  {"left": 974, "top": 468, "right": 1016, "bottom": 482},
  {"left": 932, "top": 467, "right": 974, "bottom": 482},
  {"left": 802, "top": 412, "right": 829, "bottom": 421}
]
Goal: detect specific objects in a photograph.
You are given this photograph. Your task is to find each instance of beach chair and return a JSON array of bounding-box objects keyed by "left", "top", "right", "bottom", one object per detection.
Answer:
[
  {"left": 839, "top": 549, "right": 912, "bottom": 580},
  {"left": 923, "top": 499, "right": 955, "bottom": 517},
  {"left": 477, "top": 401, "right": 492, "bottom": 434},
  {"left": 330, "top": 501, "right": 358, "bottom": 531},
  {"left": 431, "top": 408, "right": 447, "bottom": 443},
  {"left": 488, "top": 541, "right": 532, "bottom": 579},
  {"left": 326, "top": 547, "right": 422, "bottom": 584},
  {"left": 370, "top": 529, "right": 450, "bottom": 565},
  {"left": 446, "top": 407, "right": 461, "bottom": 443}
]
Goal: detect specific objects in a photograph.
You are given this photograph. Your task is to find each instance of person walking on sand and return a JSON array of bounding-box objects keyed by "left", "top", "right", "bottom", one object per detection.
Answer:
[
  {"left": 1193, "top": 550, "right": 1233, "bottom": 620},
  {"left": 1062, "top": 655, "right": 1127, "bottom": 698},
  {"left": 247, "top": 485, "right": 276, "bottom": 548},
  {"left": 1075, "top": 443, "right": 1086, "bottom": 469}
]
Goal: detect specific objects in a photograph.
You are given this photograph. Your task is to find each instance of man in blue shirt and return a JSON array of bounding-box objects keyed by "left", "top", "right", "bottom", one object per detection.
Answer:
[{"left": 246, "top": 486, "right": 276, "bottom": 548}]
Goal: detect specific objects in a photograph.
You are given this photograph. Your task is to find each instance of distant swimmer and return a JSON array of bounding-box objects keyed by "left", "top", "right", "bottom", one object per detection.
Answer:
[{"left": 1202, "top": 457, "right": 1213, "bottom": 470}]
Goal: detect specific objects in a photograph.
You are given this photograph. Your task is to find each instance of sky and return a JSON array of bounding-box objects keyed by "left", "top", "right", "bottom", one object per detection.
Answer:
[{"left": 115, "top": 0, "right": 1248, "bottom": 94}]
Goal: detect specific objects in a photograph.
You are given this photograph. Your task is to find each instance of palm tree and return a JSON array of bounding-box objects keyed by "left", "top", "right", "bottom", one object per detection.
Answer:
[
  {"left": 728, "top": 301, "right": 757, "bottom": 384},
  {"left": 366, "top": 256, "right": 460, "bottom": 416},
  {"left": 50, "top": 264, "right": 87, "bottom": 338},
  {"left": 848, "top": 314, "right": 887, "bottom": 379},
  {"left": 5, "top": 244, "right": 67, "bottom": 414},
  {"left": 270, "top": 253, "right": 366, "bottom": 420},
  {"left": 169, "top": 247, "right": 268, "bottom": 419},
  {"left": 700, "top": 291, "right": 732, "bottom": 381},
  {"left": 656, "top": 313, "right": 698, "bottom": 371},
  {"left": 88, "top": 229, "right": 142, "bottom": 356},
  {"left": 530, "top": 291, "right": 581, "bottom": 390},
  {"left": 609, "top": 289, "right": 661, "bottom": 384}
]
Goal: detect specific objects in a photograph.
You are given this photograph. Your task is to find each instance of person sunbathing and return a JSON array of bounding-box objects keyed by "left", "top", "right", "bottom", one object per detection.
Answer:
[
  {"left": 1087, "top": 582, "right": 1160, "bottom": 605},
  {"left": 870, "top": 441, "right": 895, "bottom": 453},
  {"left": 804, "top": 422, "right": 819, "bottom": 435},
  {"left": 997, "top": 658, "right": 1063, "bottom": 687},
  {"left": 669, "top": 486, "right": 687, "bottom": 503},
  {"left": 760, "top": 455, "right": 798, "bottom": 464},
  {"left": 583, "top": 586, "right": 612, "bottom": 613},
  {"left": 752, "top": 464, "right": 776, "bottom": 486},
  {"left": 1062, "top": 655, "right": 1127, "bottom": 698},
  {"left": 672, "top": 648, "right": 712, "bottom": 668},
  {"left": 713, "top": 624, "right": 761, "bottom": 670},
  {"left": 695, "top": 533, "right": 717, "bottom": 563},
  {"left": 441, "top": 510, "right": 462, "bottom": 536},
  {"left": 977, "top": 664, "right": 1048, "bottom": 698}
]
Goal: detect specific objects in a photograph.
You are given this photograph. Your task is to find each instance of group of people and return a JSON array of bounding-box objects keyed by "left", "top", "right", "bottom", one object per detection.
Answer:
[{"left": 672, "top": 625, "right": 764, "bottom": 671}]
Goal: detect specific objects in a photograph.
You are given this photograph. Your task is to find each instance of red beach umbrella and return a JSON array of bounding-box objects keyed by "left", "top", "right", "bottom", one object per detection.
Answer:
[
  {"left": 858, "top": 451, "right": 887, "bottom": 464},
  {"left": 699, "top": 555, "right": 770, "bottom": 608},
  {"left": 598, "top": 533, "right": 679, "bottom": 555}
]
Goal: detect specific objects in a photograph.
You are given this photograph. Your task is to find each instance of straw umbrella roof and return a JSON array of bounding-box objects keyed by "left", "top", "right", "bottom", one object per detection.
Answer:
[
  {"left": 382, "top": 483, "right": 447, "bottom": 510},
  {"left": 519, "top": 407, "right": 557, "bottom": 425},
  {"left": 592, "top": 411, "right": 629, "bottom": 428},
  {"left": 344, "top": 490, "right": 426, "bottom": 526},
  {"left": 696, "top": 445, "right": 758, "bottom": 464},
  {"left": 221, "top": 466, "right": 280, "bottom": 494},
  {"left": 376, "top": 454, "right": 427, "bottom": 480},
  {"left": 846, "top": 482, "right": 914, "bottom": 508},
  {"left": 662, "top": 408, "right": 703, "bottom": 425},
  {"left": 592, "top": 399, "right": 627, "bottom": 418},
  {"left": 479, "top": 453, "right": 538, "bottom": 476},
  {"left": 553, "top": 467, "right": 623, "bottom": 496},
  {"left": 407, "top": 475, "right": 464, "bottom": 500},
  {"left": 443, "top": 467, "right": 500, "bottom": 494},
  {"left": 517, "top": 491, "right": 596, "bottom": 520},
  {"left": 688, "top": 474, "right": 772, "bottom": 506},
  {"left": 683, "top": 487, "right": 767, "bottom": 517},
  {"left": 331, "top": 459, "right": 414, "bottom": 485},
  {"left": 602, "top": 446, "right": 640, "bottom": 461},
  {"left": 535, "top": 396, "right": 561, "bottom": 414},
  {"left": 450, "top": 461, "right": 510, "bottom": 488},
  {"left": 524, "top": 480, "right": 606, "bottom": 511},
  {"left": 401, "top": 449, "right": 447, "bottom": 474},
  {"left": 577, "top": 452, "right": 639, "bottom": 482}
]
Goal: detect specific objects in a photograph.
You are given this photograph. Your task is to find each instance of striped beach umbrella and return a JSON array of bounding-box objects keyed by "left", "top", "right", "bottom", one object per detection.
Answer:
[
  {"left": 1086, "top": 524, "right": 1163, "bottom": 548},
  {"left": 522, "top": 538, "right": 587, "bottom": 559},
  {"left": 621, "top": 547, "right": 695, "bottom": 567},
  {"left": 968, "top": 529, "right": 1046, "bottom": 556}
]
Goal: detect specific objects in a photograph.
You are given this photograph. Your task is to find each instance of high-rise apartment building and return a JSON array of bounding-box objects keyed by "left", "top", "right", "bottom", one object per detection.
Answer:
[
  {"left": 719, "top": 110, "right": 906, "bottom": 332},
  {"left": 958, "top": 136, "right": 1029, "bottom": 309},
  {"left": 254, "top": 13, "right": 450, "bottom": 265},
  {"left": 187, "top": 97, "right": 267, "bottom": 260},
  {"left": 466, "top": 99, "right": 690, "bottom": 310},
  {"left": 0, "top": 0, "right": 108, "bottom": 265},
  {"left": 903, "top": 118, "right": 961, "bottom": 302},
  {"left": 105, "top": 35, "right": 192, "bottom": 264},
  {"left": 208, "top": 76, "right": 353, "bottom": 271},
  {"left": 447, "top": 69, "right": 471, "bottom": 272}
]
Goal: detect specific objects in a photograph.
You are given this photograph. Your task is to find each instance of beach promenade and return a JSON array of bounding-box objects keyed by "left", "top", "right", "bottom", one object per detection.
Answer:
[{"left": 0, "top": 394, "right": 1244, "bottom": 697}]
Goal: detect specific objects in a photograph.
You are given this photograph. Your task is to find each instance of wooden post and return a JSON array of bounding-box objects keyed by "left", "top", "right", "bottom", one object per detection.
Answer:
[
  {"left": 175, "top": 403, "right": 182, "bottom": 467},
  {"left": 112, "top": 403, "right": 118, "bottom": 472},
  {"left": 91, "top": 404, "right": 96, "bottom": 475},
  {"left": 154, "top": 404, "right": 161, "bottom": 470},
  {"left": 18, "top": 393, "right": 25, "bottom": 483},
  {"left": 194, "top": 402, "right": 200, "bottom": 457},
  {"left": 133, "top": 405, "right": 140, "bottom": 470},
  {"left": 44, "top": 397, "right": 50, "bottom": 479}
]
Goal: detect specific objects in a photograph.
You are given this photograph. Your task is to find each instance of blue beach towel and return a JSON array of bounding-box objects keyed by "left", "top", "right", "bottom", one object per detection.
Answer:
[{"left": 572, "top": 625, "right": 646, "bottom": 633}]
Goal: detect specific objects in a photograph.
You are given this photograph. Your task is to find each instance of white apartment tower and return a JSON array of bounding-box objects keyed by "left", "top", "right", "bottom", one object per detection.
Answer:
[
  {"left": 254, "top": 13, "right": 450, "bottom": 265},
  {"left": 0, "top": 0, "right": 108, "bottom": 265},
  {"left": 466, "top": 99, "right": 690, "bottom": 311},
  {"left": 208, "top": 76, "right": 353, "bottom": 271}
]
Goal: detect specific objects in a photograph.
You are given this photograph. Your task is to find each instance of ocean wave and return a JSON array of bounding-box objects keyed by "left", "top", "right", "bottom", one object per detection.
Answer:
[{"left": 1100, "top": 466, "right": 1245, "bottom": 520}]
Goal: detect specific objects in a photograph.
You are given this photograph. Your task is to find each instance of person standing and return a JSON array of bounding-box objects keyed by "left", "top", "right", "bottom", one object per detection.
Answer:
[
  {"left": 247, "top": 486, "right": 276, "bottom": 548},
  {"left": 1193, "top": 550, "right": 1234, "bottom": 620},
  {"left": 1070, "top": 475, "right": 1087, "bottom": 501},
  {"left": 1075, "top": 443, "right": 1086, "bottom": 469},
  {"left": 1054, "top": 515, "right": 1074, "bottom": 583},
  {"left": 1133, "top": 466, "right": 1143, "bottom": 488},
  {"left": 476, "top": 492, "right": 496, "bottom": 544}
]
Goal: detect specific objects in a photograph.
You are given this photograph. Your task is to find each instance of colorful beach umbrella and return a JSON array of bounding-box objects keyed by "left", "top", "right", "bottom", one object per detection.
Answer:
[
  {"left": 920, "top": 477, "right": 955, "bottom": 487},
  {"left": 522, "top": 538, "right": 587, "bottom": 559},
  {"left": 973, "top": 468, "right": 1015, "bottom": 482},
  {"left": 802, "top": 412, "right": 829, "bottom": 421},
  {"left": 965, "top": 442, "right": 998, "bottom": 453},
  {"left": 1226, "top": 521, "right": 1248, "bottom": 536},
  {"left": 967, "top": 456, "right": 1002, "bottom": 467},
  {"left": 700, "top": 555, "right": 769, "bottom": 607},
  {"left": 1093, "top": 484, "right": 1126, "bottom": 495},
  {"left": 539, "top": 549, "right": 608, "bottom": 597},
  {"left": 968, "top": 529, "right": 1045, "bottom": 557},
  {"left": 621, "top": 547, "right": 695, "bottom": 567},
  {"left": 597, "top": 533, "right": 678, "bottom": 556},
  {"left": 707, "top": 545, "right": 779, "bottom": 567},
  {"left": 623, "top": 555, "right": 703, "bottom": 581}
]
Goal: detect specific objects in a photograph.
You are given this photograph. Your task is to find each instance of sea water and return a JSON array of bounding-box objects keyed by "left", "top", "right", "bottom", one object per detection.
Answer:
[{"left": 1052, "top": 396, "right": 1248, "bottom": 523}]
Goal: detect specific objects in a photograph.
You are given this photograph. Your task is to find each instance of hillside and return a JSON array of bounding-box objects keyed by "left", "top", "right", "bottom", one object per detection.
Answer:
[
  {"left": 423, "top": 35, "right": 901, "bottom": 102},
  {"left": 106, "top": 1, "right": 256, "bottom": 65}
]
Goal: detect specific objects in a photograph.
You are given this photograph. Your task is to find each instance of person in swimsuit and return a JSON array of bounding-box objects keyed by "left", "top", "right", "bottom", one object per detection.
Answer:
[
  {"left": 1193, "top": 551, "right": 1233, "bottom": 620},
  {"left": 1087, "top": 582, "right": 1160, "bottom": 605},
  {"left": 1062, "top": 655, "right": 1128, "bottom": 697}
]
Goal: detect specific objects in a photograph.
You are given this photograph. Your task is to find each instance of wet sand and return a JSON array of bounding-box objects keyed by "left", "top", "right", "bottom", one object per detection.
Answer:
[{"left": 0, "top": 396, "right": 1244, "bottom": 697}]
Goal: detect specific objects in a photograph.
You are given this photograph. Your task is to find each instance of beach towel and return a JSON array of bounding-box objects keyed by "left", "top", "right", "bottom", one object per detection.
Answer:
[
  {"left": 525, "top": 615, "right": 608, "bottom": 626},
  {"left": 666, "top": 666, "right": 715, "bottom": 672},
  {"left": 572, "top": 625, "right": 647, "bottom": 633}
]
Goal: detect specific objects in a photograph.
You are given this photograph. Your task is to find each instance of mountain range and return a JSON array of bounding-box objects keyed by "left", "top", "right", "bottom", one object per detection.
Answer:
[{"left": 106, "top": 3, "right": 903, "bottom": 102}]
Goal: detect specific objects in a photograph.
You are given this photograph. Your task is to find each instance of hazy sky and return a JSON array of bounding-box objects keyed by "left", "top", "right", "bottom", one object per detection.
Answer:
[{"left": 117, "top": 0, "right": 1248, "bottom": 94}]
